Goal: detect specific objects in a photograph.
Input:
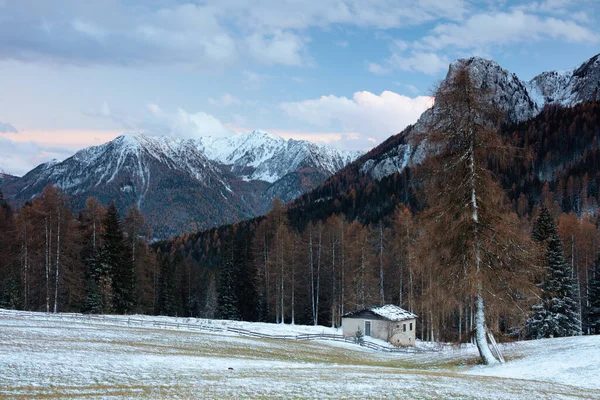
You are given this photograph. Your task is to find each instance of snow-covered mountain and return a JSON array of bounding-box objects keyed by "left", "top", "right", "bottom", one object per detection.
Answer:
[
  {"left": 198, "top": 130, "right": 362, "bottom": 183},
  {"left": 1, "top": 131, "right": 362, "bottom": 238},
  {"left": 361, "top": 53, "right": 600, "bottom": 179}
]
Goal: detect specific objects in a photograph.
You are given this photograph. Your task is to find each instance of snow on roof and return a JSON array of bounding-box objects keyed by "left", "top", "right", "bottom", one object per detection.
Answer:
[{"left": 343, "top": 305, "right": 417, "bottom": 322}]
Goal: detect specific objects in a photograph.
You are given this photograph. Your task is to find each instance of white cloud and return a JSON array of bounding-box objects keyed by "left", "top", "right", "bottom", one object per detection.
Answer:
[
  {"left": 419, "top": 10, "right": 599, "bottom": 50},
  {"left": 72, "top": 19, "right": 107, "bottom": 41},
  {"left": 245, "top": 31, "right": 309, "bottom": 66},
  {"left": 369, "top": 8, "right": 598, "bottom": 77},
  {"left": 0, "top": 0, "right": 471, "bottom": 69},
  {"left": 0, "top": 121, "right": 18, "bottom": 133},
  {"left": 279, "top": 91, "right": 433, "bottom": 148},
  {"left": 208, "top": 94, "right": 242, "bottom": 107},
  {"left": 143, "top": 104, "right": 232, "bottom": 139},
  {"left": 242, "top": 70, "right": 266, "bottom": 90},
  {"left": 0, "top": 136, "right": 73, "bottom": 176},
  {"left": 370, "top": 51, "right": 450, "bottom": 75}
]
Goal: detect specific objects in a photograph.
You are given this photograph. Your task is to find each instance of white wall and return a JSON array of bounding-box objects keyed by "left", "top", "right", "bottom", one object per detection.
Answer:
[{"left": 342, "top": 317, "right": 416, "bottom": 346}]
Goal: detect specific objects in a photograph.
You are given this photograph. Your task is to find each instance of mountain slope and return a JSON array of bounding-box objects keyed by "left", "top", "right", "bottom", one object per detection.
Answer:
[
  {"left": 287, "top": 53, "right": 600, "bottom": 227},
  {"left": 1, "top": 132, "right": 362, "bottom": 238},
  {"left": 360, "top": 52, "right": 600, "bottom": 180},
  {"left": 198, "top": 130, "right": 362, "bottom": 183}
]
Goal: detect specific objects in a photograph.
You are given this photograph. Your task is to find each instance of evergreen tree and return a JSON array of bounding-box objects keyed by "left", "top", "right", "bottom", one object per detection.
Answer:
[
  {"left": 156, "top": 252, "right": 176, "bottom": 315},
  {"left": 526, "top": 206, "right": 582, "bottom": 338},
  {"left": 217, "top": 235, "right": 241, "bottom": 320},
  {"left": 82, "top": 250, "right": 104, "bottom": 314},
  {"left": 234, "top": 228, "right": 259, "bottom": 321},
  {"left": 102, "top": 203, "right": 135, "bottom": 314},
  {"left": 0, "top": 191, "right": 20, "bottom": 309},
  {"left": 586, "top": 254, "right": 600, "bottom": 334}
]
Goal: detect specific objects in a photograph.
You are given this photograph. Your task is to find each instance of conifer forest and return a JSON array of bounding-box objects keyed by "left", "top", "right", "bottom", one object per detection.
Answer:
[{"left": 2, "top": 70, "right": 600, "bottom": 358}]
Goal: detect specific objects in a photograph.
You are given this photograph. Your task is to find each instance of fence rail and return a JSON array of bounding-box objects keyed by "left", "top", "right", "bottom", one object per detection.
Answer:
[{"left": 0, "top": 309, "right": 431, "bottom": 353}]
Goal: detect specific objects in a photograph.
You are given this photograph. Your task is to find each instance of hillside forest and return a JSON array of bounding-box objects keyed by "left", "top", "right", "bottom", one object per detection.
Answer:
[{"left": 1, "top": 73, "right": 600, "bottom": 359}]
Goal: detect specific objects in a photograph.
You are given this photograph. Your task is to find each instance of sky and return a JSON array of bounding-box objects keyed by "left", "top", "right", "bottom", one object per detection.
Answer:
[{"left": 0, "top": 0, "right": 599, "bottom": 176}]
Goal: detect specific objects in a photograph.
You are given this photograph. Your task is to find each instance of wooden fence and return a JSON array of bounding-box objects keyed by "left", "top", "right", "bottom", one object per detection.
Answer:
[{"left": 0, "top": 309, "right": 430, "bottom": 353}]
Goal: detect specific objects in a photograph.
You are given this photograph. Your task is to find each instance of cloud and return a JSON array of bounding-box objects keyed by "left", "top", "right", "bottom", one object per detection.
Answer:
[
  {"left": 82, "top": 101, "right": 135, "bottom": 130},
  {"left": 400, "top": 83, "right": 420, "bottom": 94},
  {"left": 0, "top": 135, "right": 78, "bottom": 176},
  {"left": 279, "top": 90, "right": 433, "bottom": 149},
  {"left": 208, "top": 94, "right": 242, "bottom": 107},
  {"left": 418, "top": 10, "right": 599, "bottom": 51},
  {"left": 245, "top": 30, "right": 310, "bottom": 66},
  {"left": 142, "top": 104, "right": 233, "bottom": 139},
  {"left": 368, "top": 8, "right": 598, "bottom": 76},
  {"left": 0, "top": 121, "right": 17, "bottom": 133},
  {"left": 242, "top": 70, "right": 266, "bottom": 90},
  {"left": 370, "top": 52, "right": 450, "bottom": 75},
  {"left": 0, "top": 0, "right": 469, "bottom": 69}
]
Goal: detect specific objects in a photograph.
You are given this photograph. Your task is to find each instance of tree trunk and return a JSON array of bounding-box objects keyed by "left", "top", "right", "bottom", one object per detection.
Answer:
[
  {"left": 379, "top": 224, "right": 384, "bottom": 305},
  {"left": 53, "top": 207, "right": 60, "bottom": 314},
  {"left": 470, "top": 136, "right": 498, "bottom": 365},
  {"left": 309, "top": 227, "right": 315, "bottom": 325},
  {"left": 291, "top": 236, "right": 296, "bottom": 325},
  {"left": 475, "top": 292, "right": 498, "bottom": 365},
  {"left": 45, "top": 216, "right": 50, "bottom": 313},
  {"left": 315, "top": 229, "right": 322, "bottom": 326}
]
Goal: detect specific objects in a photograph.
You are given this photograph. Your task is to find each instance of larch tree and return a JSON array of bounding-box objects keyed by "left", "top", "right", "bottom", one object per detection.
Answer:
[{"left": 419, "top": 64, "right": 536, "bottom": 364}]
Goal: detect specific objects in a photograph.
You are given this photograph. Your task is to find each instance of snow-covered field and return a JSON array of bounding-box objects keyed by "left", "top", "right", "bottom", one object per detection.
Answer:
[{"left": 1, "top": 310, "right": 599, "bottom": 399}]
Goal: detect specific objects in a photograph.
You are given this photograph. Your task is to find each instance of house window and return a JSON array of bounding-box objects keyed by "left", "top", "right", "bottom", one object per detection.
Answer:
[
  {"left": 403, "top": 324, "right": 406, "bottom": 332},
  {"left": 410, "top": 322, "right": 413, "bottom": 331},
  {"left": 365, "top": 321, "right": 371, "bottom": 336}
]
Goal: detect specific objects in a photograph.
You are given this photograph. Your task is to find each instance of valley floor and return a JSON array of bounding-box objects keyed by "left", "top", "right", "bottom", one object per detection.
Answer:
[{"left": 0, "top": 310, "right": 598, "bottom": 399}]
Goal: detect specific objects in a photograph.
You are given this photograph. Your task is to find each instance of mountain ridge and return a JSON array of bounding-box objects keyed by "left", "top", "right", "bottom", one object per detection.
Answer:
[
  {"left": 0, "top": 130, "right": 363, "bottom": 238},
  {"left": 360, "top": 52, "right": 600, "bottom": 180}
]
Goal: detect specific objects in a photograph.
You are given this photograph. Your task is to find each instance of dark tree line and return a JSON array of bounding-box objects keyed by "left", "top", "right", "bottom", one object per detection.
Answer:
[
  {"left": 1, "top": 81, "right": 599, "bottom": 357},
  {"left": 0, "top": 186, "right": 156, "bottom": 314}
]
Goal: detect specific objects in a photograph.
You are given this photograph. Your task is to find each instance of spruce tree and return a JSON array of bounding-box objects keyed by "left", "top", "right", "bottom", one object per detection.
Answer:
[
  {"left": 526, "top": 206, "right": 582, "bottom": 338},
  {"left": 217, "top": 235, "right": 241, "bottom": 320},
  {"left": 102, "top": 203, "right": 135, "bottom": 314},
  {"left": 586, "top": 255, "right": 600, "bottom": 334},
  {"left": 234, "top": 228, "right": 259, "bottom": 321},
  {"left": 82, "top": 250, "right": 104, "bottom": 314},
  {"left": 156, "top": 253, "right": 176, "bottom": 316}
]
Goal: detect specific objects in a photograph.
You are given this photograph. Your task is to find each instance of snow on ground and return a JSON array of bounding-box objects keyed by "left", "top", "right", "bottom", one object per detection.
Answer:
[
  {"left": 467, "top": 335, "right": 600, "bottom": 390},
  {"left": 1, "top": 310, "right": 599, "bottom": 399}
]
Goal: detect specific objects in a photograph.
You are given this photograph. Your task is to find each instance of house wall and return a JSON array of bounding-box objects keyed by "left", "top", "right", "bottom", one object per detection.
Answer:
[{"left": 342, "top": 317, "right": 417, "bottom": 346}]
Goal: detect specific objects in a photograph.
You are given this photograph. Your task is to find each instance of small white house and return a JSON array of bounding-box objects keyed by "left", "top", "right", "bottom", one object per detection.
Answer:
[{"left": 342, "top": 305, "right": 418, "bottom": 346}]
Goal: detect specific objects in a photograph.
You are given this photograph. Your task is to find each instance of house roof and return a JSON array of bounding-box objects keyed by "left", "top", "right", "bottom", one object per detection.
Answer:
[{"left": 343, "top": 305, "right": 418, "bottom": 322}]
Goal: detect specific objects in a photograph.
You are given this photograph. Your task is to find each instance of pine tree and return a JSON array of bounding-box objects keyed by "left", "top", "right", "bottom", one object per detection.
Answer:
[
  {"left": 234, "top": 228, "right": 259, "bottom": 321},
  {"left": 586, "top": 254, "right": 600, "bottom": 334},
  {"left": 0, "top": 191, "right": 20, "bottom": 309},
  {"left": 102, "top": 203, "right": 135, "bottom": 314},
  {"left": 156, "top": 253, "right": 176, "bottom": 316},
  {"left": 526, "top": 206, "right": 582, "bottom": 338},
  {"left": 82, "top": 250, "right": 104, "bottom": 314},
  {"left": 217, "top": 235, "right": 241, "bottom": 320}
]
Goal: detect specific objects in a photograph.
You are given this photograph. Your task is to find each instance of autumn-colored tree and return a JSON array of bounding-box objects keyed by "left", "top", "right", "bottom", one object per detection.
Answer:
[{"left": 419, "top": 64, "right": 537, "bottom": 364}]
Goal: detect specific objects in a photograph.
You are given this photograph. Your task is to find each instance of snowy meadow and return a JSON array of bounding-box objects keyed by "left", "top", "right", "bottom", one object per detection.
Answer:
[{"left": 1, "top": 310, "right": 599, "bottom": 399}]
